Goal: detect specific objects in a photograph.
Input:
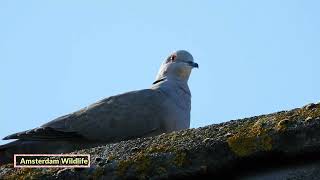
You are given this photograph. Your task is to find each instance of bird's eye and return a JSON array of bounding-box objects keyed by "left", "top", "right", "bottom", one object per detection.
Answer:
[{"left": 170, "top": 55, "right": 176, "bottom": 61}]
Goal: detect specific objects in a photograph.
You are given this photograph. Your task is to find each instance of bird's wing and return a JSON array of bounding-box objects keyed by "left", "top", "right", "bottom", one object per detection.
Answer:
[{"left": 3, "top": 89, "right": 167, "bottom": 142}]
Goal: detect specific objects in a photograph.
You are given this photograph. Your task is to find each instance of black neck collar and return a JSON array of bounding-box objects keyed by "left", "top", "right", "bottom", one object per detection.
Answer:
[{"left": 152, "top": 78, "right": 166, "bottom": 85}]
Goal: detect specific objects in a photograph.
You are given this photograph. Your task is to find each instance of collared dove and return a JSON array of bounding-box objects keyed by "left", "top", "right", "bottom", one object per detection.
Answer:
[{"left": 0, "top": 50, "right": 198, "bottom": 164}]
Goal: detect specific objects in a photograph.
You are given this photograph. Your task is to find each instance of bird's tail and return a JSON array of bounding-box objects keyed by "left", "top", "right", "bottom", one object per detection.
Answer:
[
  {"left": 0, "top": 140, "right": 19, "bottom": 165},
  {"left": 0, "top": 140, "right": 61, "bottom": 165},
  {"left": 0, "top": 140, "right": 105, "bottom": 165}
]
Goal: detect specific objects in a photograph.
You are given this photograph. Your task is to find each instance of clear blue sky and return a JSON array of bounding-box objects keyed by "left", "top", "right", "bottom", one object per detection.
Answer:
[{"left": 1, "top": 1, "right": 319, "bottom": 145}]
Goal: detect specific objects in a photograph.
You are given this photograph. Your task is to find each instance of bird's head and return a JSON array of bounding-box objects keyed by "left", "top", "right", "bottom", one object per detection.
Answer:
[{"left": 155, "top": 50, "right": 198, "bottom": 83}]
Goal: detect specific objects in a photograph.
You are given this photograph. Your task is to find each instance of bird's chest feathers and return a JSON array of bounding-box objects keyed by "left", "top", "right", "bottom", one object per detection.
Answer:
[
  {"left": 157, "top": 82, "right": 191, "bottom": 131},
  {"left": 163, "top": 99, "right": 190, "bottom": 131},
  {"left": 159, "top": 82, "right": 191, "bottom": 111}
]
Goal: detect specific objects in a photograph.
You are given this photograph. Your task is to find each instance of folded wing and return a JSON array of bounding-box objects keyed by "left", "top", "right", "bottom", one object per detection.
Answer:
[{"left": 3, "top": 89, "right": 166, "bottom": 142}]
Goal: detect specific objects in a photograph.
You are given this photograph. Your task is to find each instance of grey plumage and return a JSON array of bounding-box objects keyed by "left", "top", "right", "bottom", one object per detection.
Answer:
[
  {"left": 0, "top": 50, "right": 198, "bottom": 165},
  {"left": 4, "top": 89, "right": 165, "bottom": 142}
]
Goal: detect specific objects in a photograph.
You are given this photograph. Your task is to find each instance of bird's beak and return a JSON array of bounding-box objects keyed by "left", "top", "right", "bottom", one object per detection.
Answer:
[{"left": 189, "top": 62, "right": 199, "bottom": 68}]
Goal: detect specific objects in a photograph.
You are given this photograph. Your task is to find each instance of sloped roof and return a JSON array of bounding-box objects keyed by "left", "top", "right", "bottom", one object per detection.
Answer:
[{"left": 1, "top": 102, "right": 320, "bottom": 179}]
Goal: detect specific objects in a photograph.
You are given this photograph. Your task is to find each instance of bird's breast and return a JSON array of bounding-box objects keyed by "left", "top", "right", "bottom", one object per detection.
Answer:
[{"left": 161, "top": 97, "right": 191, "bottom": 132}]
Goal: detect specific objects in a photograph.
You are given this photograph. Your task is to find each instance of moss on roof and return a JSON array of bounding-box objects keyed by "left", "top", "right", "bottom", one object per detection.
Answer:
[{"left": 1, "top": 102, "right": 320, "bottom": 179}]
